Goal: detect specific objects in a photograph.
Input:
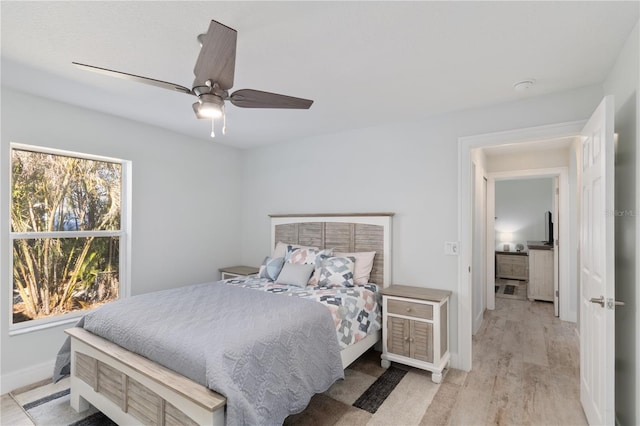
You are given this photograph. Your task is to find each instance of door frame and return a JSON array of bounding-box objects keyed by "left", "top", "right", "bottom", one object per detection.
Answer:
[
  {"left": 486, "top": 168, "right": 569, "bottom": 318},
  {"left": 457, "top": 120, "right": 585, "bottom": 371}
]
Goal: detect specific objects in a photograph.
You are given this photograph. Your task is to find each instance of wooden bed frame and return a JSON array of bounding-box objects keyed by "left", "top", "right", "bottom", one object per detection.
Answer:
[{"left": 67, "top": 213, "right": 393, "bottom": 425}]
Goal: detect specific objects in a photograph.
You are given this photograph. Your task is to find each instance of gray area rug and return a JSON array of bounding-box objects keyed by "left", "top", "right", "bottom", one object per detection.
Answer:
[
  {"left": 12, "top": 350, "right": 446, "bottom": 425},
  {"left": 12, "top": 382, "right": 115, "bottom": 426},
  {"left": 495, "top": 279, "right": 527, "bottom": 301}
]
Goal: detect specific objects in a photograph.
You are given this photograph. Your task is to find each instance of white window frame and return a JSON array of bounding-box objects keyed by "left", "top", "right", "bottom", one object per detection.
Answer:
[{"left": 8, "top": 143, "right": 131, "bottom": 335}]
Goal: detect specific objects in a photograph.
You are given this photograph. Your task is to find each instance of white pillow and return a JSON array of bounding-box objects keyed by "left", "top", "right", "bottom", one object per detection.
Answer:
[
  {"left": 275, "top": 263, "right": 315, "bottom": 288},
  {"left": 334, "top": 251, "right": 376, "bottom": 284}
]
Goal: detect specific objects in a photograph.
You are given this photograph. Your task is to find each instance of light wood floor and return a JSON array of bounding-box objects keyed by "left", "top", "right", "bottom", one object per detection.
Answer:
[
  {"left": 425, "top": 297, "right": 587, "bottom": 425},
  {"left": 1, "top": 393, "right": 33, "bottom": 425},
  {"left": 1, "top": 298, "right": 587, "bottom": 426}
]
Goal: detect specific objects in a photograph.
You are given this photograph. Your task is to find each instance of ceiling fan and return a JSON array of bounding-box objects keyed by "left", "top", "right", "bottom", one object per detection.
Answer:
[{"left": 73, "top": 19, "right": 313, "bottom": 138}]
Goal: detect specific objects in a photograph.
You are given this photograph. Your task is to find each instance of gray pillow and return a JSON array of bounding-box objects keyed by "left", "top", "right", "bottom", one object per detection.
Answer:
[{"left": 275, "top": 263, "right": 314, "bottom": 287}]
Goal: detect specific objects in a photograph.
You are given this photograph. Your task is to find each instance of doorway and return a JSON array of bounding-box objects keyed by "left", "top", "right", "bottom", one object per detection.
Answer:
[
  {"left": 487, "top": 170, "right": 566, "bottom": 316},
  {"left": 457, "top": 120, "right": 584, "bottom": 372}
]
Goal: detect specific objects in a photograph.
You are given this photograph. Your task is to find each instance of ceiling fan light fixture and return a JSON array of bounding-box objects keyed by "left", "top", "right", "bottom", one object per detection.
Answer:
[{"left": 197, "top": 94, "right": 224, "bottom": 118}]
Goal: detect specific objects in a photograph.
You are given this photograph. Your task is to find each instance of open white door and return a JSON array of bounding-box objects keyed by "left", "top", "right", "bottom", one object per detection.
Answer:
[{"left": 579, "top": 96, "right": 615, "bottom": 425}]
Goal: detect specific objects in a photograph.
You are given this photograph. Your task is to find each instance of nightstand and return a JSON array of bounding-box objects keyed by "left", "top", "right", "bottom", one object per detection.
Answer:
[
  {"left": 380, "top": 285, "right": 451, "bottom": 383},
  {"left": 219, "top": 265, "right": 259, "bottom": 280}
]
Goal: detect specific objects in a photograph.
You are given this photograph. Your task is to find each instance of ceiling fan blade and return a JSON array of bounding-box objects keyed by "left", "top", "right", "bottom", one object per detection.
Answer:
[
  {"left": 193, "top": 20, "right": 237, "bottom": 90},
  {"left": 72, "top": 62, "right": 193, "bottom": 95},
  {"left": 229, "top": 89, "right": 313, "bottom": 109}
]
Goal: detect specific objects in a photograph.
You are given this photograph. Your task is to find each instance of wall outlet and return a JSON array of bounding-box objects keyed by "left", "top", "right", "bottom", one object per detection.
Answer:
[{"left": 444, "top": 241, "right": 459, "bottom": 256}]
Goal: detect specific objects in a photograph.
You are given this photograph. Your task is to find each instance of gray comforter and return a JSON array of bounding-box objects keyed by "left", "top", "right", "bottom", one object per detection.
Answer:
[{"left": 54, "top": 281, "right": 344, "bottom": 425}]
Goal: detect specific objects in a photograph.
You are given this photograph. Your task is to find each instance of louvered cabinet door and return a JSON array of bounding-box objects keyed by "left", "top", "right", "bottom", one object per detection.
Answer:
[
  {"left": 387, "top": 317, "right": 410, "bottom": 357},
  {"left": 380, "top": 285, "right": 451, "bottom": 384},
  {"left": 410, "top": 320, "right": 434, "bottom": 363}
]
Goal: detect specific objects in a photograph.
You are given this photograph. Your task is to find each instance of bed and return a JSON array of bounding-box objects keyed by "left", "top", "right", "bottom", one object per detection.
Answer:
[{"left": 58, "top": 213, "right": 393, "bottom": 426}]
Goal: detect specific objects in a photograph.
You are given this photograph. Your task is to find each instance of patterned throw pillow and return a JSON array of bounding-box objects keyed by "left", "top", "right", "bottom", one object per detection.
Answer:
[
  {"left": 273, "top": 242, "right": 318, "bottom": 259},
  {"left": 318, "top": 256, "right": 356, "bottom": 288},
  {"left": 334, "top": 251, "right": 376, "bottom": 284},
  {"left": 287, "top": 247, "right": 334, "bottom": 285},
  {"left": 287, "top": 246, "right": 333, "bottom": 265},
  {"left": 258, "top": 256, "right": 285, "bottom": 281}
]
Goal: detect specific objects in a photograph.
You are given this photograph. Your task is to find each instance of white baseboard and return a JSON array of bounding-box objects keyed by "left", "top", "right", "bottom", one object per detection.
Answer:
[{"left": 1, "top": 359, "right": 55, "bottom": 394}]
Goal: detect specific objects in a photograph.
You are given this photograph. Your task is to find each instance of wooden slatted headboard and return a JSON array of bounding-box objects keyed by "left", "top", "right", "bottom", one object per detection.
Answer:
[{"left": 269, "top": 213, "right": 394, "bottom": 287}]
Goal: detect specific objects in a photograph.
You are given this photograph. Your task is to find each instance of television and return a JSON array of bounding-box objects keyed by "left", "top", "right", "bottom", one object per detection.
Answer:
[{"left": 545, "top": 211, "right": 553, "bottom": 245}]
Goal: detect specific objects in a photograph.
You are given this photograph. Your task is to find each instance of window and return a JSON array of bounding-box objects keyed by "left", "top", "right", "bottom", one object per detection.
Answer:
[{"left": 10, "top": 144, "right": 128, "bottom": 332}]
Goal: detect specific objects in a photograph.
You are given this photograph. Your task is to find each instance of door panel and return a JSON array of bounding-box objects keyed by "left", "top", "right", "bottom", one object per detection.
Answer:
[
  {"left": 387, "top": 317, "right": 410, "bottom": 357},
  {"left": 411, "top": 321, "right": 433, "bottom": 363},
  {"left": 579, "top": 96, "right": 615, "bottom": 425}
]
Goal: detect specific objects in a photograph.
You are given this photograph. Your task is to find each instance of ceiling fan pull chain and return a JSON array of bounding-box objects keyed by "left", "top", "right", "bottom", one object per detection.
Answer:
[
  {"left": 222, "top": 104, "right": 227, "bottom": 135},
  {"left": 211, "top": 119, "right": 216, "bottom": 138}
]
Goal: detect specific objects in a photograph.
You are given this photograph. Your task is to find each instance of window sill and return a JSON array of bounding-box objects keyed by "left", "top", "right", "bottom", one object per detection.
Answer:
[{"left": 9, "top": 314, "right": 84, "bottom": 336}]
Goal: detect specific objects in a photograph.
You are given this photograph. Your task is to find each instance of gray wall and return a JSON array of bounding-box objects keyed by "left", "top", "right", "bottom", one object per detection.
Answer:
[
  {"left": 1, "top": 88, "right": 244, "bottom": 390},
  {"left": 239, "top": 84, "right": 604, "bottom": 362},
  {"left": 495, "top": 178, "right": 554, "bottom": 251},
  {"left": 603, "top": 21, "right": 639, "bottom": 426}
]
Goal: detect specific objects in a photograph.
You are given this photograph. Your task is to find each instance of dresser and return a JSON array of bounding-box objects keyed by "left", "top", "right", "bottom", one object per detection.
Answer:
[
  {"left": 527, "top": 244, "right": 554, "bottom": 301},
  {"left": 495, "top": 251, "right": 529, "bottom": 280},
  {"left": 380, "top": 285, "right": 451, "bottom": 383}
]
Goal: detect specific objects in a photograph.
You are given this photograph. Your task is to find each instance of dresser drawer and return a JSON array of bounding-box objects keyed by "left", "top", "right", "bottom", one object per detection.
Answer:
[{"left": 387, "top": 299, "right": 433, "bottom": 320}]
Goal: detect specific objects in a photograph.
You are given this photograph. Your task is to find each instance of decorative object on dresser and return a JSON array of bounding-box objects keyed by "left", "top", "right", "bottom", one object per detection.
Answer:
[
  {"left": 495, "top": 251, "right": 529, "bottom": 281},
  {"left": 219, "top": 265, "right": 259, "bottom": 280},
  {"left": 380, "top": 285, "right": 451, "bottom": 384}
]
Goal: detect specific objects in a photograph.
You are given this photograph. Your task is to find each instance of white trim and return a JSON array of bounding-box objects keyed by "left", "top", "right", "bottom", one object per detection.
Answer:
[
  {"left": 1, "top": 358, "right": 55, "bottom": 394},
  {"left": 11, "top": 142, "right": 124, "bottom": 164},
  {"left": 9, "top": 314, "right": 80, "bottom": 336},
  {"left": 11, "top": 230, "right": 122, "bottom": 239},
  {"left": 485, "top": 179, "right": 496, "bottom": 311},
  {"left": 7, "top": 144, "right": 132, "bottom": 332},
  {"left": 458, "top": 120, "right": 585, "bottom": 371}
]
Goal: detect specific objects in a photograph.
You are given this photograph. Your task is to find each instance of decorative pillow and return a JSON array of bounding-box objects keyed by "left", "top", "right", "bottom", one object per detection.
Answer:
[
  {"left": 286, "top": 246, "right": 333, "bottom": 265},
  {"left": 334, "top": 251, "right": 376, "bottom": 284},
  {"left": 308, "top": 251, "right": 334, "bottom": 286},
  {"left": 275, "top": 263, "right": 315, "bottom": 288},
  {"left": 258, "top": 256, "right": 285, "bottom": 281},
  {"left": 318, "top": 256, "right": 356, "bottom": 288},
  {"left": 272, "top": 241, "right": 318, "bottom": 259}
]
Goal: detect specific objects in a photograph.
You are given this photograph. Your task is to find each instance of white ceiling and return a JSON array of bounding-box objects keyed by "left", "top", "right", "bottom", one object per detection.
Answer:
[{"left": 2, "top": 1, "right": 638, "bottom": 149}]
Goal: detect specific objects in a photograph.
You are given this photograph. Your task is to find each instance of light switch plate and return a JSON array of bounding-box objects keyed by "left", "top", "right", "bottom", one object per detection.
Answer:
[{"left": 444, "top": 241, "right": 459, "bottom": 256}]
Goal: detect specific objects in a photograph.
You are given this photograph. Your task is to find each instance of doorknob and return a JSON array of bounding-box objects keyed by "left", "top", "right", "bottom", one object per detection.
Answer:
[
  {"left": 607, "top": 298, "right": 625, "bottom": 309},
  {"left": 590, "top": 296, "right": 605, "bottom": 307}
]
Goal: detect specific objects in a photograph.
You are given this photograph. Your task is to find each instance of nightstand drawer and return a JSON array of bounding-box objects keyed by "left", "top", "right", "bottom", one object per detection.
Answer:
[{"left": 388, "top": 299, "right": 433, "bottom": 320}]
